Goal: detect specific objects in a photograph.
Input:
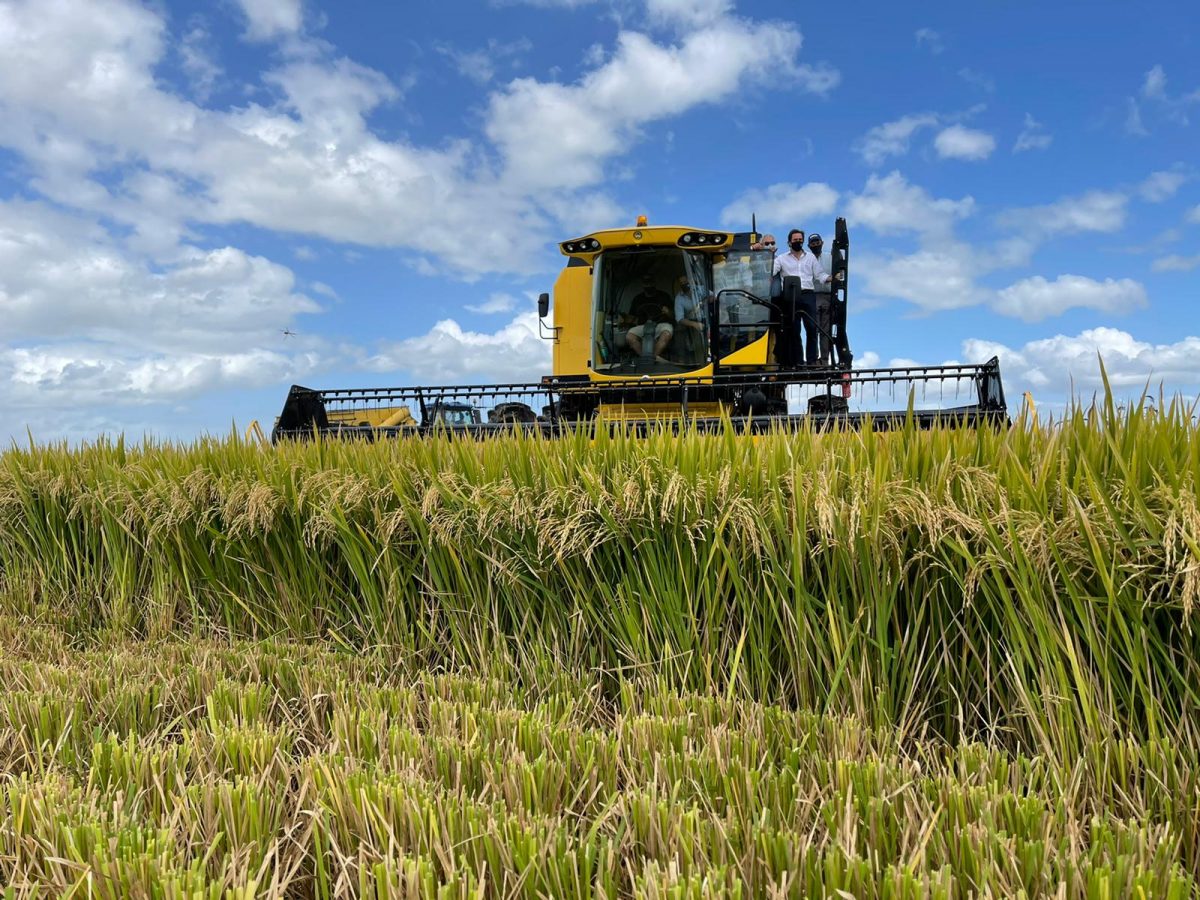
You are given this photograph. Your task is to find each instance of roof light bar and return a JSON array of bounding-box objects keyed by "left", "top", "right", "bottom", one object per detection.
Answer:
[
  {"left": 560, "top": 237, "right": 602, "bottom": 254},
  {"left": 678, "top": 231, "right": 728, "bottom": 248}
]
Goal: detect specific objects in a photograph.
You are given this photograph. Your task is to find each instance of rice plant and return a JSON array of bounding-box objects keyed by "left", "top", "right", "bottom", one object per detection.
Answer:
[
  {"left": 0, "top": 625, "right": 1194, "bottom": 896},
  {"left": 0, "top": 390, "right": 1198, "bottom": 895}
]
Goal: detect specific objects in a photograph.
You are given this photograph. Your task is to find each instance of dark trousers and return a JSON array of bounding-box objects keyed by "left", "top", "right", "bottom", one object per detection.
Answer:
[
  {"left": 779, "top": 278, "right": 801, "bottom": 366},
  {"left": 796, "top": 291, "right": 818, "bottom": 364}
]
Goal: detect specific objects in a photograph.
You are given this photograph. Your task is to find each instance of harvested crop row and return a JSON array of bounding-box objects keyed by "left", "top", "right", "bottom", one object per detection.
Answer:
[{"left": 0, "top": 621, "right": 1195, "bottom": 898}]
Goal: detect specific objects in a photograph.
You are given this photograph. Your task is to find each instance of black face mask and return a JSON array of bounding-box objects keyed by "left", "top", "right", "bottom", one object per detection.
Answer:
[{"left": 789, "top": 240, "right": 804, "bottom": 251}]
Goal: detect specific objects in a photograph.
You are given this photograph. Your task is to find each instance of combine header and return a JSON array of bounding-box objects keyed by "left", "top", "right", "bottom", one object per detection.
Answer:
[{"left": 271, "top": 217, "right": 1008, "bottom": 441}]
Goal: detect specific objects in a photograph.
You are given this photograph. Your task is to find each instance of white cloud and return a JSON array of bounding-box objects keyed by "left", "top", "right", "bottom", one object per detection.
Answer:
[
  {"left": 1128, "top": 65, "right": 1200, "bottom": 133},
  {"left": 856, "top": 244, "right": 987, "bottom": 312},
  {"left": 2, "top": 346, "right": 320, "bottom": 409},
  {"left": 364, "top": 313, "right": 551, "bottom": 384},
  {"left": 1152, "top": 254, "right": 1200, "bottom": 272},
  {"left": 0, "top": 201, "right": 319, "bottom": 351},
  {"left": 914, "top": 28, "right": 943, "bottom": 54},
  {"left": 436, "top": 37, "right": 531, "bottom": 84},
  {"left": 485, "top": 21, "right": 805, "bottom": 196},
  {"left": 0, "top": 0, "right": 819, "bottom": 280},
  {"left": 855, "top": 113, "right": 939, "bottom": 166},
  {"left": 465, "top": 292, "right": 520, "bottom": 314},
  {"left": 791, "top": 62, "right": 841, "bottom": 96},
  {"left": 720, "top": 182, "right": 839, "bottom": 229},
  {"left": 992, "top": 275, "right": 1147, "bottom": 322},
  {"left": 934, "top": 125, "right": 995, "bottom": 161},
  {"left": 1187, "top": 205, "right": 1200, "bottom": 224},
  {"left": 492, "top": 0, "right": 597, "bottom": 6},
  {"left": 0, "top": 198, "right": 328, "bottom": 415},
  {"left": 1125, "top": 99, "right": 1149, "bottom": 137},
  {"left": 1139, "top": 169, "right": 1189, "bottom": 202},
  {"left": 999, "top": 190, "right": 1128, "bottom": 235},
  {"left": 1013, "top": 113, "right": 1052, "bottom": 152},
  {"left": 234, "top": 0, "right": 304, "bottom": 42},
  {"left": 646, "top": 0, "right": 733, "bottom": 30},
  {"left": 846, "top": 171, "right": 974, "bottom": 237},
  {"left": 264, "top": 56, "right": 401, "bottom": 130},
  {"left": 1142, "top": 64, "right": 1167, "bottom": 99},
  {"left": 179, "top": 20, "right": 221, "bottom": 102},
  {"left": 963, "top": 327, "right": 1200, "bottom": 397},
  {"left": 958, "top": 68, "right": 995, "bottom": 93}
]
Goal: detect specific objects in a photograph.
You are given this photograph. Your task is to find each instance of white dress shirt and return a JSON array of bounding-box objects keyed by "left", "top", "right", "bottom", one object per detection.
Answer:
[
  {"left": 772, "top": 250, "right": 807, "bottom": 279},
  {"left": 801, "top": 251, "right": 833, "bottom": 293}
]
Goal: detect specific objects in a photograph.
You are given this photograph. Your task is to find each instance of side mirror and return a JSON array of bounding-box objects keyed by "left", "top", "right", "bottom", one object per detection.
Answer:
[{"left": 537, "top": 292, "right": 550, "bottom": 318}]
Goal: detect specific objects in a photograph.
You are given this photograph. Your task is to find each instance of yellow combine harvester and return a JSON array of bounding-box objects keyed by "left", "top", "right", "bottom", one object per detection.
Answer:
[{"left": 272, "top": 217, "right": 1007, "bottom": 440}]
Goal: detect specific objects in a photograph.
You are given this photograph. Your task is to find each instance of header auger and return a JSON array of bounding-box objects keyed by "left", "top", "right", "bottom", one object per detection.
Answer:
[{"left": 270, "top": 216, "right": 1009, "bottom": 442}]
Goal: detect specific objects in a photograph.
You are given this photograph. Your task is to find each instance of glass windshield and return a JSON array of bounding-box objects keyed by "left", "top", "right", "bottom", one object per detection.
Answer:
[
  {"left": 712, "top": 249, "right": 774, "bottom": 356},
  {"left": 591, "top": 248, "right": 712, "bottom": 376},
  {"left": 432, "top": 406, "right": 479, "bottom": 426}
]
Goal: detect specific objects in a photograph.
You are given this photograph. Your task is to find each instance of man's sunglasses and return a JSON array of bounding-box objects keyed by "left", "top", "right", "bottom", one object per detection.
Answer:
[{"left": 762, "top": 241, "right": 776, "bottom": 247}]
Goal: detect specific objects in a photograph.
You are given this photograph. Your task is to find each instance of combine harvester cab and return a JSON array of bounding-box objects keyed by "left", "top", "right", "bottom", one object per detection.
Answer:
[{"left": 271, "top": 217, "right": 1009, "bottom": 442}]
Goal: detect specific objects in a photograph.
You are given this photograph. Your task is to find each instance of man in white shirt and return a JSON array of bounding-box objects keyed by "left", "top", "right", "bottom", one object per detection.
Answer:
[
  {"left": 801, "top": 233, "right": 833, "bottom": 365},
  {"left": 772, "top": 229, "right": 815, "bottom": 365}
]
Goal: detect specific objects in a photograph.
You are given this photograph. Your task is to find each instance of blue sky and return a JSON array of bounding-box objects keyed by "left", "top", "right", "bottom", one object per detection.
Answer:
[{"left": 1, "top": 0, "right": 1197, "bottom": 442}]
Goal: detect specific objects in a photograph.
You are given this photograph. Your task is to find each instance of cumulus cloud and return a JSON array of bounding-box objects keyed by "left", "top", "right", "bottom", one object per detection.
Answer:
[
  {"left": 492, "top": 0, "right": 598, "bottom": 6},
  {"left": 179, "top": 20, "right": 221, "bottom": 102},
  {"left": 963, "top": 327, "right": 1200, "bottom": 396},
  {"left": 1013, "top": 113, "right": 1052, "bottom": 152},
  {"left": 465, "top": 292, "right": 521, "bottom": 314},
  {"left": 1125, "top": 99, "right": 1149, "bottom": 137},
  {"left": 999, "top": 190, "right": 1128, "bottom": 235},
  {"left": 1139, "top": 169, "right": 1189, "bottom": 202},
  {"left": 846, "top": 171, "right": 974, "bottom": 238},
  {"left": 363, "top": 313, "right": 551, "bottom": 384},
  {"left": 855, "top": 113, "right": 940, "bottom": 166},
  {"left": 914, "top": 28, "right": 943, "bottom": 54},
  {"left": 485, "top": 21, "right": 806, "bottom": 196},
  {"left": 234, "top": 0, "right": 304, "bottom": 42},
  {"left": 0, "top": 196, "right": 329, "bottom": 421},
  {"left": 2, "top": 345, "right": 321, "bottom": 409},
  {"left": 991, "top": 275, "right": 1147, "bottom": 322},
  {"left": 933, "top": 125, "right": 996, "bottom": 161},
  {"left": 0, "top": 0, "right": 816, "bottom": 279},
  {"left": 843, "top": 172, "right": 1028, "bottom": 315},
  {"left": 1127, "top": 64, "right": 1200, "bottom": 133},
  {"left": 1152, "top": 254, "right": 1200, "bottom": 272},
  {"left": 958, "top": 68, "right": 995, "bottom": 93},
  {"left": 436, "top": 37, "right": 532, "bottom": 84},
  {"left": 1142, "top": 65, "right": 1167, "bottom": 99},
  {"left": 720, "top": 182, "right": 839, "bottom": 229},
  {"left": 645, "top": 0, "right": 733, "bottom": 30},
  {"left": 0, "top": 201, "right": 319, "bottom": 349},
  {"left": 856, "top": 245, "right": 988, "bottom": 312}
]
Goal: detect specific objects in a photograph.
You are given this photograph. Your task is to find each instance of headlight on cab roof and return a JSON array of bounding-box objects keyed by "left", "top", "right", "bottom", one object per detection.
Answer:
[
  {"left": 561, "top": 237, "right": 601, "bottom": 254},
  {"left": 678, "top": 232, "right": 727, "bottom": 247}
]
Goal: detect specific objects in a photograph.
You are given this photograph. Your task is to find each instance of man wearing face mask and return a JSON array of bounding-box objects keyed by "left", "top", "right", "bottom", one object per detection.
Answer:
[
  {"left": 801, "top": 233, "right": 834, "bottom": 365},
  {"left": 772, "top": 229, "right": 815, "bottom": 366}
]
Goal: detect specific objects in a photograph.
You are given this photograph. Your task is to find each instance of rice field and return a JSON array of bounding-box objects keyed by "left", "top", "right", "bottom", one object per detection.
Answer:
[{"left": 1, "top": 393, "right": 1198, "bottom": 896}]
